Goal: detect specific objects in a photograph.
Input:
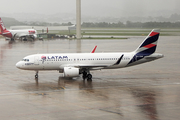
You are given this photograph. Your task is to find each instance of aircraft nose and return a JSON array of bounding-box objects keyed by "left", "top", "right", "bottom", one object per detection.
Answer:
[{"left": 16, "top": 61, "right": 22, "bottom": 69}]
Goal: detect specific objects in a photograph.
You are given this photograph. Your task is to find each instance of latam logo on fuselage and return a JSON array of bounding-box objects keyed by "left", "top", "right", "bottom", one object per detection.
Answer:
[
  {"left": 41, "top": 56, "right": 68, "bottom": 60},
  {"left": 41, "top": 55, "right": 68, "bottom": 63}
]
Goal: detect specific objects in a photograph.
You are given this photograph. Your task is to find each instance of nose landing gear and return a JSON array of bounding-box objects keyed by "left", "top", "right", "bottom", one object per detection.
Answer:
[{"left": 35, "top": 71, "right": 38, "bottom": 78}]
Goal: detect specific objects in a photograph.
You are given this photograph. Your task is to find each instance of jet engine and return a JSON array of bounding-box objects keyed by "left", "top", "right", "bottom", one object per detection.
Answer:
[
  {"left": 30, "top": 34, "right": 37, "bottom": 40},
  {"left": 64, "top": 67, "right": 79, "bottom": 77}
]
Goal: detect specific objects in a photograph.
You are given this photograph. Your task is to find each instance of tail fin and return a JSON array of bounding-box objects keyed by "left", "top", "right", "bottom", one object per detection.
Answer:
[
  {"left": 134, "top": 29, "right": 160, "bottom": 55},
  {"left": 0, "top": 18, "right": 7, "bottom": 32}
]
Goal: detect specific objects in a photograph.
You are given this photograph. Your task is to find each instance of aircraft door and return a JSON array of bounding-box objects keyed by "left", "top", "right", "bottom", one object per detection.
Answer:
[{"left": 34, "top": 56, "right": 39, "bottom": 65}]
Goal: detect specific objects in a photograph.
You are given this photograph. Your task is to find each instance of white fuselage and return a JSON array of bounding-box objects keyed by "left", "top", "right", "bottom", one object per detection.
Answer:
[
  {"left": 16, "top": 52, "right": 163, "bottom": 71},
  {"left": 2, "top": 29, "right": 37, "bottom": 39}
]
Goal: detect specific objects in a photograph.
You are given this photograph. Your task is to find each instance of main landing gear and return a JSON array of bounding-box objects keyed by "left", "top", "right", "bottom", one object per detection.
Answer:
[
  {"left": 34, "top": 71, "right": 92, "bottom": 81},
  {"left": 11, "top": 38, "right": 15, "bottom": 41},
  {"left": 82, "top": 71, "right": 92, "bottom": 81}
]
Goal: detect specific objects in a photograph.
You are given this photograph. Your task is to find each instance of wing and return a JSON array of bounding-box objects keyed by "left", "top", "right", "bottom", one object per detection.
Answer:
[
  {"left": 60, "top": 64, "right": 109, "bottom": 70},
  {"left": 74, "top": 64, "right": 109, "bottom": 70},
  {"left": 60, "top": 55, "right": 124, "bottom": 70},
  {"left": 37, "top": 28, "right": 48, "bottom": 35}
]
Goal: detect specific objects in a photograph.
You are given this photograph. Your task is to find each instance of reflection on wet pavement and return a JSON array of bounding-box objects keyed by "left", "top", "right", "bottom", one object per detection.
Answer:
[{"left": 0, "top": 37, "right": 180, "bottom": 120}]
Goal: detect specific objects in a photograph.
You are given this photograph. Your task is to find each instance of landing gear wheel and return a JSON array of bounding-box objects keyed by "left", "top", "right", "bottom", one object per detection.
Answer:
[
  {"left": 23, "top": 38, "right": 27, "bottom": 41},
  {"left": 35, "top": 74, "right": 38, "bottom": 78},
  {"left": 87, "top": 74, "right": 92, "bottom": 81},
  {"left": 82, "top": 71, "right": 92, "bottom": 81},
  {"left": 35, "top": 71, "right": 39, "bottom": 79}
]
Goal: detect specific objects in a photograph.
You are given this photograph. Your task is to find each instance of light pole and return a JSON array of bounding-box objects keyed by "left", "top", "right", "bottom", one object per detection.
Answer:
[{"left": 76, "top": 0, "right": 81, "bottom": 39}]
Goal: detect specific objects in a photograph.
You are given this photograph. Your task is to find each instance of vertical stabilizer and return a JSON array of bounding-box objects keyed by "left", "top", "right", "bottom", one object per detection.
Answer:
[
  {"left": 128, "top": 29, "right": 160, "bottom": 65},
  {"left": 134, "top": 29, "right": 160, "bottom": 55},
  {"left": 0, "top": 18, "right": 7, "bottom": 32}
]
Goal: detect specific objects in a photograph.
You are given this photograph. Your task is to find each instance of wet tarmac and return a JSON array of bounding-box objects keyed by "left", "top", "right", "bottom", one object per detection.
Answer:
[{"left": 0, "top": 36, "right": 180, "bottom": 120}]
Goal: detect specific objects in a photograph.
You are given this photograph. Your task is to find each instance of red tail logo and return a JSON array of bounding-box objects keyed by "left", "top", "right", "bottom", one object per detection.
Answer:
[{"left": 0, "top": 18, "right": 6, "bottom": 32}]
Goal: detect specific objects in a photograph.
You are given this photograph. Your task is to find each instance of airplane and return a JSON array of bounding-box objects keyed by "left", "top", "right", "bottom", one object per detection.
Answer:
[
  {"left": 16, "top": 29, "right": 163, "bottom": 81},
  {"left": 0, "top": 17, "right": 38, "bottom": 41}
]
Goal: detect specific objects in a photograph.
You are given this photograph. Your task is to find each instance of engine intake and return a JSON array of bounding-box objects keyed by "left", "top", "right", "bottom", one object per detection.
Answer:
[
  {"left": 64, "top": 67, "right": 79, "bottom": 77},
  {"left": 30, "top": 34, "right": 37, "bottom": 40}
]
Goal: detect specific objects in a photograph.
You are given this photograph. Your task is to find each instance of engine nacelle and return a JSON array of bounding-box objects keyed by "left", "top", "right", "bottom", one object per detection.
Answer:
[
  {"left": 30, "top": 34, "right": 37, "bottom": 40},
  {"left": 63, "top": 67, "right": 79, "bottom": 77},
  {"left": 33, "top": 34, "right": 37, "bottom": 39}
]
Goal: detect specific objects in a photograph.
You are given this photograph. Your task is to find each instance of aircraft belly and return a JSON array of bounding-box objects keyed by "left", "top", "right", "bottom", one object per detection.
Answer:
[
  {"left": 126, "top": 58, "right": 156, "bottom": 67},
  {"left": 105, "top": 64, "right": 126, "bottom": 69},
  {"left": 42, "top": 62, "right": 60, "bottom": 70}
]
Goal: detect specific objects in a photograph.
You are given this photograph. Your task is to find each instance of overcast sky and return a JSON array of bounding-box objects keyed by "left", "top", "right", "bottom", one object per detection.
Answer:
[{"left": 0, "top": 0, "right": 179, "bottom": 17}]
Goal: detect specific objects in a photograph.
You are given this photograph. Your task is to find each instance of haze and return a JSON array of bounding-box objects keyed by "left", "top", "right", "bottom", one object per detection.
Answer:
[
  {"left": 0, "top": 0, "right": 179, "bottom": 23},
  {"left": 1, "top": 0, "right": 179, "bottom": 16}
]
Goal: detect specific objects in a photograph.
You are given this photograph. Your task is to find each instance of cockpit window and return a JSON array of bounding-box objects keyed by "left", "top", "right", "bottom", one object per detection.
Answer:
[{"left": 22, "top": 59, "right": 29, "bottom": 62}]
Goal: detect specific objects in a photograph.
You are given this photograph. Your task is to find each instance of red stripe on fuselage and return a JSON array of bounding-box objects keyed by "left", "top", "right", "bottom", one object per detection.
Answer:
[
  {"left": 149, "top": 32, "right": 159, "bottom": 36},
  {"left": 144, "top": 44, "right": 156, "bottom": 48}
]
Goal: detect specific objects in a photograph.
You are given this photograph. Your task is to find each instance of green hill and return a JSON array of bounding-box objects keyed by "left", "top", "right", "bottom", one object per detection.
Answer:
[{"left": 1, "top": 17, "right": 26, "bottom": 28}]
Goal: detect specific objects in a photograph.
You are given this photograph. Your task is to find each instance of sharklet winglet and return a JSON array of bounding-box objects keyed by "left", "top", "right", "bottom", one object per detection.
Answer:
[{"left": 113, "top": 54, "right": 124, "bottom": 65}]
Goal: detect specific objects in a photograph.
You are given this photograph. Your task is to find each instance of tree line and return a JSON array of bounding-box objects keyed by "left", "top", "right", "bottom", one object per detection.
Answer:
[
  {"left": 2, "top": 17, "right": 180, "bottom": 28},
  {"left": 82, "top": 21, "right": 180, "bottom": 28}
]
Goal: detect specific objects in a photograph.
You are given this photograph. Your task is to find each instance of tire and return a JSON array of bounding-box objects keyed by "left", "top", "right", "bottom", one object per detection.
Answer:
[
  {"left": 35, "top": 75, "right": 38, "bottom": 78},
  {"left": 87, "top": 74, "right": 92, "bottom": 80}
]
